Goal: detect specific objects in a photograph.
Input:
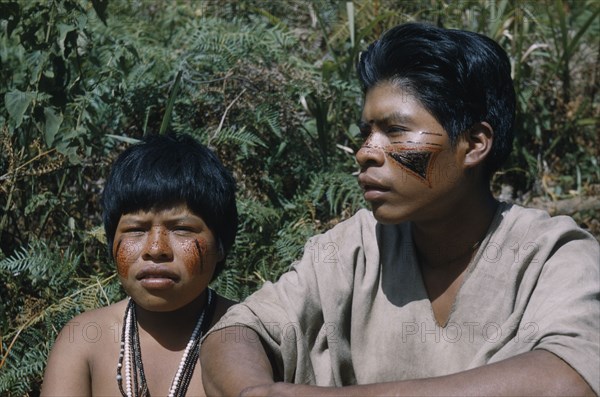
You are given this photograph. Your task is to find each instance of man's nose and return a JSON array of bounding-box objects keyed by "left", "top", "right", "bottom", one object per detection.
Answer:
[{"left": 356, "top": 133, "right": 386, "bottom": 169}]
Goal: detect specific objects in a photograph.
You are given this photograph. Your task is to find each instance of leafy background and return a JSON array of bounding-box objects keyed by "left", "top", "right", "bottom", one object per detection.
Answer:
[{"left": 0, "top": 0, "right": 598, "bottom": 394}]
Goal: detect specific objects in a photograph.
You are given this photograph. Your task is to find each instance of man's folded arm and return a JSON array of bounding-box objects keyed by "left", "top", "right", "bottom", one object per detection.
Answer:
[
  {"left": 236, "top": 349, "right": 594, "bottom": 397},
  {"left": 201, "top": 326, "right": 275, "bottom": 396}
]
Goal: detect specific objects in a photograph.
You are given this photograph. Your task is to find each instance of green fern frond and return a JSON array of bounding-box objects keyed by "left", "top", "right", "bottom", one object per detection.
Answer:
[
  {"left": 274, "top": 228, "right": 308, "bottom": 267},
  {"left": 212, "top": 126, "right": 267, "bottom": 148},
  {"left": 187, "top": 17, "right": 296, "bottom": 66},
  {"left": 2, "top": 274, "right": 119, "bottom": 342},
  {"left": 211, "top": 266, "right": 243, "bottom": 301},
  {"left": 254, "top": 103, "right": 282, "bottom": 138},
  {"left": 0, "top": 240, "right": 80, "bottom": 289},
  {"left": 0, "top": 271, "right": 121, "bottom": 394},
  {"left": 237, "top": 199, "right": 281, "bottom": 230},
  {"left": 0, "top": 329, "right": 48, "bottom": 395},
  {"left": 308, "top": 171, "right": 365, "bottom": 215}
]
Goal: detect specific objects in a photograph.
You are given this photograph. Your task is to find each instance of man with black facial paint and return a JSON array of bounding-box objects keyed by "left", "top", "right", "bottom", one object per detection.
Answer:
[{"left": 201, "top": 23, "right": 599, "bottom": 396}]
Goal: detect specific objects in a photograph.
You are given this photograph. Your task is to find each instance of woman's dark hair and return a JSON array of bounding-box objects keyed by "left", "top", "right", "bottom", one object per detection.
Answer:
[
  {"left": 357, "top": 22, "right": 516, "bottom": 178},
  {"left": 101, "top": 133, "right": 237, "bottom": 281}
]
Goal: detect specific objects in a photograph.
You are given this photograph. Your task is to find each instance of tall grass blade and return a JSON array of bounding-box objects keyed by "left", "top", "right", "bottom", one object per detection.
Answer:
[{"left": 159, "top": 70, "right": 183, "bottom": 136}]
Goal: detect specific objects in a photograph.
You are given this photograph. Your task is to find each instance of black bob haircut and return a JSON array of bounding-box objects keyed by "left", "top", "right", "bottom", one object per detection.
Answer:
[
  {"left": 101, "top": 133, "right": 238, "bottom": 281},
  {"left": 357, "top": 22, "right": 516, "bottom": 178}
]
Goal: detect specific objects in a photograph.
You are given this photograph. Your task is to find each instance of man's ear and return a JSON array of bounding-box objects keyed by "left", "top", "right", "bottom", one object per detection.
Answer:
[{"left": 463, "top": 122, "right": 493, "bottom": 168}]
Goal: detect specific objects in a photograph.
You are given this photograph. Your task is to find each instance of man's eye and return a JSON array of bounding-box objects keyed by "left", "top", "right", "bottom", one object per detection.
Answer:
[{"left": 387, "top": 126, "right": 409, "bottom": 134}]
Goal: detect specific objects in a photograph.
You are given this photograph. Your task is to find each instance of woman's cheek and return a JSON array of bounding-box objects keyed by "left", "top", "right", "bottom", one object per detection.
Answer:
[
  {"left": 114, "top": 238, "right": 141, "bottom": 278},
  {"left": 180, "top": 238, "right": 206, "bottom": 275}
]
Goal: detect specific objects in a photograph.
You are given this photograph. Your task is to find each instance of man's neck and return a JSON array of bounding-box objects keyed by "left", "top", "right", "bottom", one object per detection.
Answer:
[{"left": 412, "top": 190, "right": 499, "bottom": 271}]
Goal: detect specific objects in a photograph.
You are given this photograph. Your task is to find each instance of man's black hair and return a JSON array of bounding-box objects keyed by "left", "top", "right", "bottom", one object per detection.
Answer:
[
  {"left": 357, "top": 22, "right": 516, "bottom": 178},
  {"left": 101, "top": 133, "right": 237, "bottom": 281}
]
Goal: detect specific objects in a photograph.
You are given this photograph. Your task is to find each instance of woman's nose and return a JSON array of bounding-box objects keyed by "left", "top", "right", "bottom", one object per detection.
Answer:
[{"left": 142, "top": 226, "right": 173, "bottom": 261}]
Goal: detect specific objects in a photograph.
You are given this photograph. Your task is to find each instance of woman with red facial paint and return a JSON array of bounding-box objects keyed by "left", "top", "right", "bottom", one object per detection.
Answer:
[
  {"left": 200, "top": 23, "right": 599, "bottom": 396},
  {"left": 41, "top": 133, "right": 238, "bottom": 397}
]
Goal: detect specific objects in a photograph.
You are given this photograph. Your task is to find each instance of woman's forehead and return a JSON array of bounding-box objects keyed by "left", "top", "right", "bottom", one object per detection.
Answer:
[{"left": 120, "top": 202, "right": 201, "bottom": 220}]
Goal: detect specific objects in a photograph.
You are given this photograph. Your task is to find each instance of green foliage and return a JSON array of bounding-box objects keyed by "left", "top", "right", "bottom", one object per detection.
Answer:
[
  {"left": 0, "top": 239, "right": 122, "bottom": 394},
  {"left": 0, "top": 0, "right": 598, "bottom": 394},
  {"left": 492, "top": 0, "right": 600, "bottom": 198}
]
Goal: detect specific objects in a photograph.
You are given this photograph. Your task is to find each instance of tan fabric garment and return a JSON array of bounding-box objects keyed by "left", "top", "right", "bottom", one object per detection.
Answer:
[{"left": 207, "top": 203, "right": 600, "bottom": 393}]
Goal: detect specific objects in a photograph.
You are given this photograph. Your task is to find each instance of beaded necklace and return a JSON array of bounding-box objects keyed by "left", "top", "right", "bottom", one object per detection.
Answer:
[{"left": 117, "top": 289, "right": 214, "bottom": 397}]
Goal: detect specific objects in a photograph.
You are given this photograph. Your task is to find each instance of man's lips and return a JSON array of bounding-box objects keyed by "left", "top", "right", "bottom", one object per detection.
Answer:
[
  {"left": 358, "top": 174, "right": 390, "bottom": 202},
  {"left": 358, "top": 174, "right": 389, "bottom": 192}
]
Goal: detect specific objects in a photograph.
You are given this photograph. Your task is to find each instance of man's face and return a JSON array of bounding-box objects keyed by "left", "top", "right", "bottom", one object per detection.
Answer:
[
  {"left": 356, "top": 82, "right": 469, "bottom": 225},
  {"left": 113, "top": 203, "right": 222, "bottom": 312}
]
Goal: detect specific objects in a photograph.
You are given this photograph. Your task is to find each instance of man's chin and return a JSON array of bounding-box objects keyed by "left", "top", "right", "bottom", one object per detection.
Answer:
[{"left": 370, "top": 205, "right": 405, "bottom": 225}]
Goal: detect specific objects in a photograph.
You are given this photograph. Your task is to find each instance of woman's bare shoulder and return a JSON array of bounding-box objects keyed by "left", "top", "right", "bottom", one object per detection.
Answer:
[
  {"left": 41, "top": 299, "right": 129, "bottom": 396},
  {"left": 53, "top": 299, "right": 128, "bottom": 347},
  {"left": 64, "top": 298, "right": 127, "bottom": 322}
]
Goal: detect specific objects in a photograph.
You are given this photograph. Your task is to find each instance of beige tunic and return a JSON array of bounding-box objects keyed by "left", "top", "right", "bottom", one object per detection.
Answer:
[{"left": 208, "top": 203, "right": 600, "bottom": 393}]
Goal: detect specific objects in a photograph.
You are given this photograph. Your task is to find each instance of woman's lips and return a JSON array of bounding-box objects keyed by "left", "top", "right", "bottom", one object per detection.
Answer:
[
  {"left": 139, "top": 278, "right": 176, "bottom": 289},
  {"left": 136, "top": 267, "right": 179, "bottom": 289}
]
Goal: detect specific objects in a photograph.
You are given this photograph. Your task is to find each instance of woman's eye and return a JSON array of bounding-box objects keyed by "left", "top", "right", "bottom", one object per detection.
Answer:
[
  {"left": 173, "top": 226, "right": 196, "bottom": 234},
  {"left": 123, "top": 228, "right": 145, "bottom": 235}
]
